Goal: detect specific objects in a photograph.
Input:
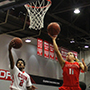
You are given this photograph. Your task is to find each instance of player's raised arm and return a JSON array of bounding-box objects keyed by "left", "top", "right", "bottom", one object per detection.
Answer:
[
  {"left": 79, "top": 58, "right": 88, "bottom": 72},
  {"left": 8, "top": 41, "right": 15, "bottom": 69},
  {"left": 8, "top": 37, "right": 23, "bottom": 69},
  {"left": 48, "top": 34, "right": 65, "bottom": 68}
]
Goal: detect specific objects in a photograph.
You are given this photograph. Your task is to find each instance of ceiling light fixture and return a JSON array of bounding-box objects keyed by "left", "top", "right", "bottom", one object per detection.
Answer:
[
  {"left": 70, "top": 40, "right": 75, "bottom": 43},
  {"left": 84, "top": 45, "right": 89, "bottom": 48},
  {"left": 25, "top": 39, "right": 31, "bottom": 43},
  {"left": 74, "top": 8, "right": 80, "bottom": 14},
  {"left": 70, "top": 39, "right": 75, "bottom": 43}
]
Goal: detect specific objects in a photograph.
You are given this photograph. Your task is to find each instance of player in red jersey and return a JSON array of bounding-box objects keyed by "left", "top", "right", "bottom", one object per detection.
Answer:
[{"left": 48, "top": 34, "right": 88, "bottom": 90}]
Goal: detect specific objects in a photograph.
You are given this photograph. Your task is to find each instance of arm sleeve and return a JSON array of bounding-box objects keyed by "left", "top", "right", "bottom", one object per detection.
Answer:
[
  {"left": 9, "top": 65, "right": 19, "bottom": 75},
  {"left": 26, "top": 75, "right": 32, "bottom": 87}
]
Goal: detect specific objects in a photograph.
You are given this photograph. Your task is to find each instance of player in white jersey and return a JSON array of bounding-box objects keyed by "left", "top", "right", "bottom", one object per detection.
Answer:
[{"left": 8, "top": 40, "right": 37, "bottom": 90}]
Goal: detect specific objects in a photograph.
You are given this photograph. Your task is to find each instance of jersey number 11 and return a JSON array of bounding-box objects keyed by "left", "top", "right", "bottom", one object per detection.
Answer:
[{"left": 69, "top": 68, "right": 74, "bottom": 75}]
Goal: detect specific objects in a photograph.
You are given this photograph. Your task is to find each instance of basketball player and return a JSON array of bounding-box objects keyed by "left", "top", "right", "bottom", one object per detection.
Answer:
[
  {"left": 8, "top": 41, "right": 37, "bottom": 90},
  {"left": 48, "top": 34, "right": 88, "bottom": 90}
]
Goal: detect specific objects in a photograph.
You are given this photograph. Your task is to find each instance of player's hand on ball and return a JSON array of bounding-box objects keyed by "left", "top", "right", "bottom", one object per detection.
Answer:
[
  {"left": 9, "top": 40, "right": 15, "bottom": 50},
  {"left": 48, "top": 33, "right": 57, "bottom": 40}
]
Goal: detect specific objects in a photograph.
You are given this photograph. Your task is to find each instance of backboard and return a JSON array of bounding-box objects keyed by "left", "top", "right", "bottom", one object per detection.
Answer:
[{"left": 0, "top": 0, "right": 39, "bottom": 10}]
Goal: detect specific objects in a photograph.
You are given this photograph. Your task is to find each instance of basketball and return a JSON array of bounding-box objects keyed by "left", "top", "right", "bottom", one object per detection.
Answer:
[
  {"left": 11, "top": 37, "right": 23, "bottom": 49},
  {"left": 47, "top": 22, "right": 61, "bottom": 36}
]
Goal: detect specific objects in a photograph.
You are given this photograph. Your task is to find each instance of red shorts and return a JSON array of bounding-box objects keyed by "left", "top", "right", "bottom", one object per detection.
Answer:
[{"left": 59, "top": 86, "right": 82, "bottom": 90}]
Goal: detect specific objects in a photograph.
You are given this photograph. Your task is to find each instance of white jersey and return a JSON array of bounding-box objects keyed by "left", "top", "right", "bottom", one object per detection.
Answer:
[{"left": 9, "top": 65, "right": 32, "bottom": 90}]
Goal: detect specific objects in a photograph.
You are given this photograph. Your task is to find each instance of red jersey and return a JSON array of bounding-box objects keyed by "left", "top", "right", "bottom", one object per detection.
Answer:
[{"left": 62, "top": 61, "right": 81, "bottom": 86}]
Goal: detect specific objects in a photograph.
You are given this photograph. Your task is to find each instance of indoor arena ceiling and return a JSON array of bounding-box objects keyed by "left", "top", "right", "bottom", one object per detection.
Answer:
[{"left": 0, "top": 0, "right": 90, "bottom": 53}]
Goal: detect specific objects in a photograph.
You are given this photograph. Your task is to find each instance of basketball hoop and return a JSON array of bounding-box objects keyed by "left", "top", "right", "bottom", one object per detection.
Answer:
[{"left": 24, "top": 0, "right": 52, "bottom": 30}]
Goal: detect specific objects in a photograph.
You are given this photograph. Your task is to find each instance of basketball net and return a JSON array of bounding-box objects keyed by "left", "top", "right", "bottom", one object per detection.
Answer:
[{"left": 24, "top": 0, "right": 51, "bottom": 30}]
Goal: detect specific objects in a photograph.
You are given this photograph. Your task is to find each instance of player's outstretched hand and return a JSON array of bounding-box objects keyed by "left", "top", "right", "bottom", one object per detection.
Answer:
[
  {"left": 48, "top": 33, "right": 57, "bottom": 40},
  {"left": 82, "top": 58, "right": 86, "bottom": 67},
  {"left": 81, "top": 58, "right": 88, "bottom": 71},
  {"left": 32, "top": 85, "right": 37, "bottom": 90}
]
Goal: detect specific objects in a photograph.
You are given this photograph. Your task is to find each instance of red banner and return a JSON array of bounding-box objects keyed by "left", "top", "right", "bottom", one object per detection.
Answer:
[
  {"left": 37, "top": 38, "right": 43, "bottom": 56},
  {"left": 0, "top": 69, "right": 12, "bottom": 81},
  {"left": 60, "top": 47, "right": 68, "bottom": 60},
  {"left": 44, "top": 41, "right": 49, "bottom": 58},
  {"left": 50, "top": 44, "right": 54, "bottom": 60}
]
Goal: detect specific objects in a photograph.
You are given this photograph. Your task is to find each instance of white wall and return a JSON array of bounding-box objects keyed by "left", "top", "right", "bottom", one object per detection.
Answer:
[
  {"left": 0, "top": 34, "right": 61, "bottom": 78},
  {"left": 0, "top": 80, "right": 11, "bottom": 90},
  {"left": 85, "top": 50, "right": 90, "bottom": 89},
  {"left": 0, "top": 34, "right": 61, "bottom": 90},
  {"left": 78, "top": 50, "right": 90, "bottom": 89},
  {"left": 0, "top": 34, "right": 90, "bottom": 90}
]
